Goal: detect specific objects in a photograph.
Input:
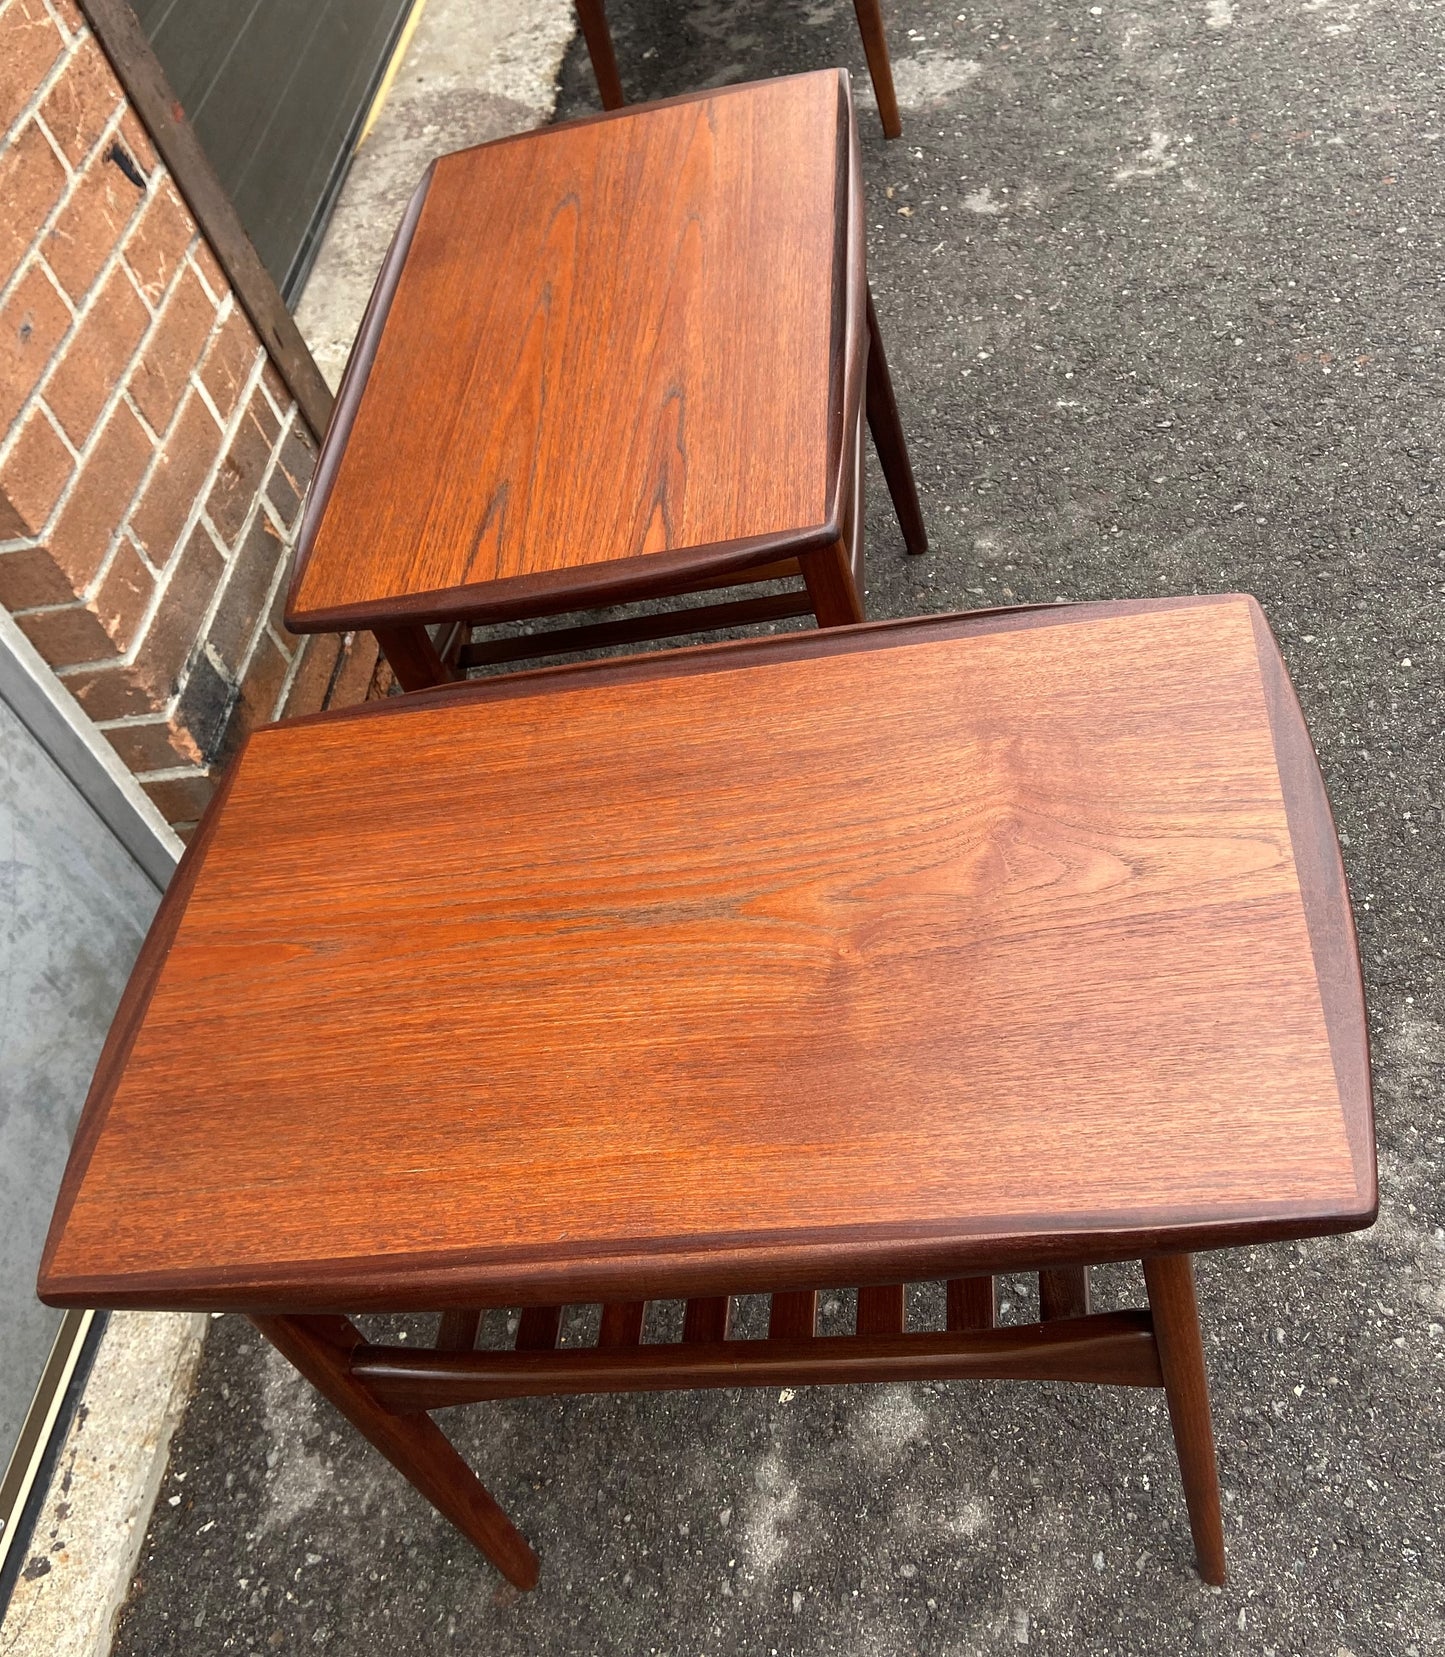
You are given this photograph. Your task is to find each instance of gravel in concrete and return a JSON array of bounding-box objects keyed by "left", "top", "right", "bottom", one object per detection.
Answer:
[{"left": 110, "top": 0, "right": 1443, "bottom": 1652}]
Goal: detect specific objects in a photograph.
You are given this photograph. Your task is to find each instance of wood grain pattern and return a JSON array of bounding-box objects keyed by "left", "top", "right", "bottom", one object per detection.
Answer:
[
  {"left": 768, "top": 1291, "right": 817, "bottom": 1339},
  {"left": 946, "top": 1276, "right": 995, "bottom": 1331},
  {"left": 1039, "top": 1267, "right": 1090, "bottom": 1321},
  {"left": 435, "top": 1310, "right": 481, "bottom": 1351},
  {"left": 289, "top": 73, "right": 848, "bottom": 629},
  {"left": 856, "top": 1285, "right": 905, "bottom": 1336},
  {"left": 39, "top": 598, "right": 1373, "bottom": 1313}
]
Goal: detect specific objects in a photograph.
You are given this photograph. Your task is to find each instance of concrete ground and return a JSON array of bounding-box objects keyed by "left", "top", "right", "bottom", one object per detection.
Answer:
[{"left": 110, "top": 0, "right": 1442, "bottom": 1652}]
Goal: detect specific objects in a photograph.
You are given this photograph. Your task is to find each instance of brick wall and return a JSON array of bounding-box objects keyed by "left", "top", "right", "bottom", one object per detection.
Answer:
[{"left": 0, "top": 0, "right": 383, "bottom": 838}]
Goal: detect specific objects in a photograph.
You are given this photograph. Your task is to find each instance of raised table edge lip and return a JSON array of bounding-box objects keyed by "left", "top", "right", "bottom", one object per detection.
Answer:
[
  {"left": 284, "top": 68, "right": 863, "bottom": 636},
  {"left": 36, "top": 594, "right": 1376, "bottom": 1315}
]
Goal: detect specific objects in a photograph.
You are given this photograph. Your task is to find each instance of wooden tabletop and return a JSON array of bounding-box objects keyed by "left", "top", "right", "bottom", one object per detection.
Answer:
[
  {"left": 286, "top": 71, "right": 859, "bottom": 634},
  {"left": 40, "top": 597, "right": 1374, "bottom": 1313}
]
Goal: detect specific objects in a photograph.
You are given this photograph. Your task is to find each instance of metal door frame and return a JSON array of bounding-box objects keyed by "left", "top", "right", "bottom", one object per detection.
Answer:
[{"left": 0, "top": 609, "right": 180, "bottom": 1588}]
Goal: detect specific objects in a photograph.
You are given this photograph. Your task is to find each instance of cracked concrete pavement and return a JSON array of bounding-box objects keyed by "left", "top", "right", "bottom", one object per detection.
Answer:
[{"left": 97, "top": 0, "right": 1445, "bottom": 1651}]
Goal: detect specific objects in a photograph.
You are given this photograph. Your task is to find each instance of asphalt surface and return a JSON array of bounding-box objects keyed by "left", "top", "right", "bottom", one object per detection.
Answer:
[{"left": 110, "top": 0, "right": 1442, "bottom": 1652}]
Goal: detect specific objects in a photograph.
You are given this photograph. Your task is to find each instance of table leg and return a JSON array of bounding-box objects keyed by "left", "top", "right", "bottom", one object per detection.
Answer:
[
  {"left": 800, "top": 538, "right": 866, "bottom": 627},
  {"left": 1142, "top": 1255, "right": 1226, "bottom": 1585},
  {"left": 865, "top": 288, "right": 929, "bottom": 555},
  {"left": 575, "top": 0, "right": 625, "bottom": 109},
  {"left": 373, "top": 625, "right": 454, "bottom": 691},
  {"left": 852, "top": 0, "right": 903, "bottom": 139},
  {"left": 250, "top": 1314, "right": 539, "bottom": 1589}
]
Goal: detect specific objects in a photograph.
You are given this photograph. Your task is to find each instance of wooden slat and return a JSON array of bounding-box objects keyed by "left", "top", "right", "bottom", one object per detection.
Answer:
[
  {"left": 1040, "top": 1267, "right": 1091, "bottom": 1321},
  {"left": 946, "top": 1276, "right": 996, "bottom": 1331},
  {"left": 682, "top": 1297, "right": 729, "bottom": 1343},
  {"left": 435, "top": 1310, "right": 481, "bottom": 1352},
  {"left": 856, "top": 1284, "right": 905, "bottom": 1336},
  {"left": 352, "top": 1312, "right": 1166, "bottom": 1410},
  {"left": 768, "top": 1290, "right": 817, "bottom": 1340},
  {"left": 455, "top": 591, "right": 813, "bottom": 671},
  {"left": 515, "top": 1306, "right": 562, "bottom": 1350},
  {"left": 598, "top": 1300, "right": 645, "bottom": 1348},
  {"left": 77, "top": 0, "right": 335, "bottom": 439}
]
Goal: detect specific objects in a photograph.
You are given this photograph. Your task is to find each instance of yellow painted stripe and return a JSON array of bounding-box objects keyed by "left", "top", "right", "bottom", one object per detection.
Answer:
[{"left": 356, "top": 0, "right": 430, "bottom": 150}]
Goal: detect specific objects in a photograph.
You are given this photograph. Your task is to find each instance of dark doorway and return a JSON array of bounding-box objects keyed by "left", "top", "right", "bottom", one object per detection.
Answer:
[{"left": 133, "top": 0, "right": 414, "bottom": 302}]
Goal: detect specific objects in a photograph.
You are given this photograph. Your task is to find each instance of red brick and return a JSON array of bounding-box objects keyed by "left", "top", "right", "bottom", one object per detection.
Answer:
[
  {"left": 14, "top": 597, "right": 112, "bottom": 664},
  {"left": 264, "top": 422, "right": 315, "bottom": 527},
  {"left": 197, "top": 301, "right": 259, "bottom": 422},
  {"left": 206, "top": 509, "right": 286, "bottom": 674},
  {"left": 128, "top": 265, "right": 215, "bottom": 435},
  {"left": 38, "top": 34, "right": 120, "bottom": 166},
  {"left": 122, "top": 179, "right": 193, "bottom": 306},
  {"left": 367, "top": 654, "right": 396, "bottom": 700},
  {"left": 46, "top": 0, "right": 84, "bottom": 37},
  {"left": 267, "top": 540, "right": 296, "bottom": 646},
  {"left": 233, "top": 626, "right": 289, "bottom": 732},
  {"left": 43, "top": 141, "right": 145, "bottom": 304},
  {"left": 260, "top": 357, "right": 287, "bottom": 408},
  {"left": 101, "top": 710, "right": 205, "bottom": 771},
  {"left": 0, "top": 403, "right": 73, "bottom": 537},
  {"left": 12, "top": 529, "right": 152, "bottom": 666},
  {"left": 0, "top": 542, "right": 76, "bottom": 607},
  {"left": 0, "top": 0, "right": 64, "bottom": 136},
  {"left": 325, "top": 629, "right": 380, "bottom": 711},
  {"left": 205, "top": 390, "right": 278, "bottom": 546},
  {"left": 41, "top": 262, "right": 147, "bottom": 445},
  {"left": 43, "top": 397, "right": 151, "bottom": 588},
  {"left": 116, "top": 109, "right": 157, "bottom": 178},
  {"left": 127, "top": 387, "right": 220, "bottom": 566},
  {"left": 61, "top": 523, "right": 222, "bottom": 721},
  {"left": 0, "top": 120, "right": 68, "bottom": 288},
  {"left": 280, "top": 630, "right": 341, "bottom": 717},
  {"left": 140, "top": 766, "right": 217, "bottom": 824},
  {"left": 0, "top": 261, "right": 71, "bottom": 437},
  {"left": 189, "top": 238, "right": 226, "bottom": 302},
  {"left": 91, "top": 531, "right": 154, "bottom": 646}
]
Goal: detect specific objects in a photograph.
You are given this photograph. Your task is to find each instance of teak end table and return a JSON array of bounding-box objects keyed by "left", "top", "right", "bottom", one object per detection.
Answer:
[
  {"left": 284, "top": 72, "right": 928, "bottom": 689},
  {"left": 40, "top": 597, "right": 1375, "bottom": 1594}
]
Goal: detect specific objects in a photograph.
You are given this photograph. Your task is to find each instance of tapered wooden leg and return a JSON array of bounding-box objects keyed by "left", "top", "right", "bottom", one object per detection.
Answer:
[
  {"left": 852, "top": 0, "right": 902, "bottom": 138},
  {"left": 800, "top": 538, "right": 866, "bottom": 627},
  {"left": 865, "top": 289, "right": 928, "bottom": 555},
  {"left": 1040, "top": 1266, "right": 1090, "bottom": 1321},
  {"left": 1142, "top": 1256, "right": 1226, "bottom": 1586},
  {"left": 373, "top": 624, "right": 453, "bottom": 691},
  {"left": 251, "top": 1314, "right": 539, "bottom": 1589},
  {"left": 946, "top": 1275, "right": 995, "bottom": 1330},
  {"left": 575, "top": 0, "right": 625, "bottom": 109},
  {"left": 436, "top": 1310, "right": 482, "bottom": 1352}
]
